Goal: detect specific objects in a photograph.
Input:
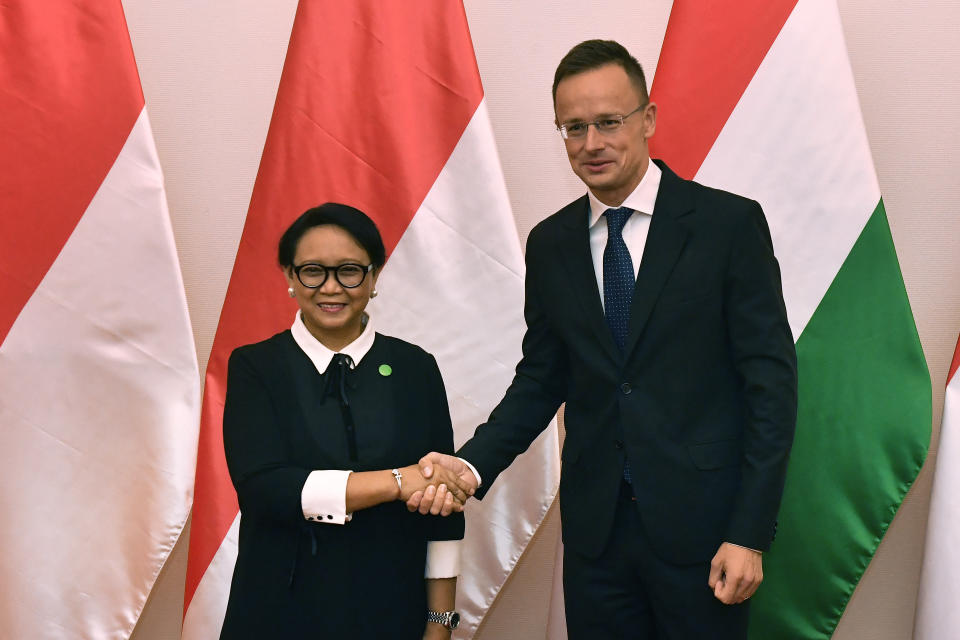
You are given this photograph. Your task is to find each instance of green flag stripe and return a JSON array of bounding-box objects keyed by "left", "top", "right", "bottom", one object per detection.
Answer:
[{"left": 749, "top": 200, "right": 931, "bottom": 639}]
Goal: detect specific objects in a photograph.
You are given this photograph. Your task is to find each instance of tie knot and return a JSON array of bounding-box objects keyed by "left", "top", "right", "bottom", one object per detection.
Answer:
[{"left": 603, "top": 207, "right": 633, "bottom": 235}]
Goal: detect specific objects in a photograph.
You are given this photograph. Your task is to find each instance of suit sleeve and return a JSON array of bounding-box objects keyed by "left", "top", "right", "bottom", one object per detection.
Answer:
[
  {"left": 223, "top": 347, "right": 311, "bottom": 525},
  {"left": 722, "top": 202, "right": 798, "bottom": 550},
  {"left": 457, "top": 228, "right": 567, "bottom": 498}
]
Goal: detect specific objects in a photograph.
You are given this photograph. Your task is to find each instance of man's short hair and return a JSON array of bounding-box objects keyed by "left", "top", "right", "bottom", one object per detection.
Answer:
[{"left": 552, "top": 39, "right": 649, "bottom": 105}]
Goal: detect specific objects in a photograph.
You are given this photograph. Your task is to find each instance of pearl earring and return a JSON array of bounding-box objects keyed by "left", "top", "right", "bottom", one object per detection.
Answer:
[
  {"left": 370, "top": 289, "right": 378, "bottom": 299},
  {"left": 288, "top": 287, "right": 295, "bottom": 298}
]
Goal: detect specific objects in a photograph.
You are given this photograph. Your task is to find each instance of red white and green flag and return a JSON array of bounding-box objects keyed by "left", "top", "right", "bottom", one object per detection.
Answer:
[
  {"left": 0, "top": 1, "right": 200, "bottom": 637},
  {"left": 914, "top": 336, "right": 960, "bottom": 639},
  {"left": 650, "top": 0, "right": 930, "bottom": 637},
  {"left": 181, "top": 2, "right": 560, "bottom": 637}
]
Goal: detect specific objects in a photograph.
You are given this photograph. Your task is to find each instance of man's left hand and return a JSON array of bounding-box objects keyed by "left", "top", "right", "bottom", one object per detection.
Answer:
[{"left": 708, "top": 542, "right": 763, "bottom": 605}]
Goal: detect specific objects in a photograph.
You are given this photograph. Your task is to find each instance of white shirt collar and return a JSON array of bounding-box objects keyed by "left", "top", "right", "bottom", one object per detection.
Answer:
[
  {"left": 290, "top": 311, "right": 376, "bottom": 374},
  {"left": 587, "top": 159, "right": 662, "bottom": 227}
]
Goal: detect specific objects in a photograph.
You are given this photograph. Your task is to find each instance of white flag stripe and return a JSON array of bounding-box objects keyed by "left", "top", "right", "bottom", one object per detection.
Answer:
[
  {"left": 915, "top": 367, "right": 960, "bottom": 639},
  {"left": 695, "top": 0, "right": 880, "bottom": 340},
  {"left": 0, "top": 110, "right": 199, "bottom": 638},
  {"left": 375, "top": 101, "right": 526, "bottom": 422},
  {"left": 181, "top": 515, "right": 239, "bottom": 640},
  {"left": 372, "top": 99, "right": 560, "bottom": 635}
]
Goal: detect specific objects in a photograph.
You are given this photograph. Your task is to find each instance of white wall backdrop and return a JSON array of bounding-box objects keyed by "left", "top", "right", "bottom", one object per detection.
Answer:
[{"left": 122, "top": 1, "right": 960, "bottom": 638}]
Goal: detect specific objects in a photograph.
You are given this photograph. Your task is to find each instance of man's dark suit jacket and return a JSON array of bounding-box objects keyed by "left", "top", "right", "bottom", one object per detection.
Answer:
[{"left": 458, "top": 160, "right": 798, "bottom": 565}]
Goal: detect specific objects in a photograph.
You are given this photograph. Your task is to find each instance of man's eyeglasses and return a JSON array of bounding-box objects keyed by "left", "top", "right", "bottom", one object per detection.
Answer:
[
  {"left": 557, "top": 103, "right": 647, "bottom": 140},
  {"left": 292, "top": 263, "right": 373, "bottom": 289}
]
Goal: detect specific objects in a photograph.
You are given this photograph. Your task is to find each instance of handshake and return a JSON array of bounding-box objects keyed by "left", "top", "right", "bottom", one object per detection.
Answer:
[{"left": 401, "top": 452, "right": 479, "bottom": 516}]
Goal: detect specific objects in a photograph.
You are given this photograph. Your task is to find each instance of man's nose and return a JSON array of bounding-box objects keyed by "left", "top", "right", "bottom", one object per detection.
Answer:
[{"left": 583, "top": 124, "right": 605, "bottom": 150}]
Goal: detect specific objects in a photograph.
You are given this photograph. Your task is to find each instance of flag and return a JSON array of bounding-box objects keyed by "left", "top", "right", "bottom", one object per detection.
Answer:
[
  {"left": 0, "top": 2, "right": 200, "bottom": 638},
  {"left": 649, "top": 0, "right": 930, "bottom": 637},
  {"left": 914, "top": 337, "right": 960, "bottom": 639},
  {"left": 181, "top": 2, "right": 560, "bottom": 637}
]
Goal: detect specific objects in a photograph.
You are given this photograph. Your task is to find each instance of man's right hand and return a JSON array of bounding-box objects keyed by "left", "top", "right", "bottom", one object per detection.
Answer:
[
  {"left": 397, "top": 463, "right": 470, "bottom": 507},
  {"left": 406, "top": 452, "right": 479, "bottom": 516}
]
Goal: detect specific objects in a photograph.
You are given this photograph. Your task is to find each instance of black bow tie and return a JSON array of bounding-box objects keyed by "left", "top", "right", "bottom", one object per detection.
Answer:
[
  {"left": 321, "top": 353, "right": 358, "bottom": 461},
  {"left": 322, "top": 353, "right": 354, "bottom": 406}
]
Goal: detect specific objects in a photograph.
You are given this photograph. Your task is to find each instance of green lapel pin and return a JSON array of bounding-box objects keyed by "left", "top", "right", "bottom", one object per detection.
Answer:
[{"left": 378, "top": 364, "right": 392, "bottom": 377}]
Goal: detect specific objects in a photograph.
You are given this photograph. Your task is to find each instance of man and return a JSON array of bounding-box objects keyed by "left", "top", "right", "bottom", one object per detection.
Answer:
[{"left": 410, "top": 39, "right": 797, "bottom": 638}]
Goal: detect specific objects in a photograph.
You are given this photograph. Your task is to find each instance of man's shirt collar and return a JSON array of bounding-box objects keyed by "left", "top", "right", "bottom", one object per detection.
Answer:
[{"left": 587, "top": 159, "right": 662, "bottom": 226}]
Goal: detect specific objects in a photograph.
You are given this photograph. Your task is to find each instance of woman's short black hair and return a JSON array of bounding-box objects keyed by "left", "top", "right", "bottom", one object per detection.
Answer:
[{"left": 277, "top": 203, "right": 387, "bottom": 269}]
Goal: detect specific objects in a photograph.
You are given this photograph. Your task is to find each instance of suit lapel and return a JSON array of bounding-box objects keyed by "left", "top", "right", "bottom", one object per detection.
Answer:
[
  {"left": 555, "top": 197, "right": 620, "bottom": 363},
  {"left": 624, "top": 161, "right": 693, "bottom": 358}
]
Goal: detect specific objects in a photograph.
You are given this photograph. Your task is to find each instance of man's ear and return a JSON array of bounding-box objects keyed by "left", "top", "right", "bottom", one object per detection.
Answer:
[{"left": 643, "top": 102, "right": 657, "bottom": 139}]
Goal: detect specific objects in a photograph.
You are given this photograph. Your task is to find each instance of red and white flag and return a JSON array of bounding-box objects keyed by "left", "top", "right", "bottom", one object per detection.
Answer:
[
  {"left": 915, "top": 336, "right": 960, "bottom": 639},
  {"left": 0, "top": 2, "right": 200, "bottom": 638},
  {"left": 182, "top": 2, "right": 560, "bottom": 637}
]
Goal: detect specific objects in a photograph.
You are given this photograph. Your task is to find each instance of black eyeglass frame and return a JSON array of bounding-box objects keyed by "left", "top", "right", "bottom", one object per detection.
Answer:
[{"left": 292, "top": 262, "right": 374, "bottom": 289}]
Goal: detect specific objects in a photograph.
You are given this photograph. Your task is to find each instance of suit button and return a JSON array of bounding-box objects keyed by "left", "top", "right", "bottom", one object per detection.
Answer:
[
  {"left": 615, "top": 440, "right": 624, "bottom": 449},
  {"left": 620, "top": 383, "right": 632, "bottom": 395}
]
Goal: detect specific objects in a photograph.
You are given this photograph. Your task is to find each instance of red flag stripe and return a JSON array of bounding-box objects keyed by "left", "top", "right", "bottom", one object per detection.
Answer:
[
  {"left": 184, "top": 0, "right": 483, "bottom": 611},
  {"left": 948, "top": 335, "right": 960, "bottom": 385},
  {"left": 648, "top": 0, "right": 798, "bottom": 180},
  {"left": 0, "top": 2, "right": 144, "bottom": 346}
]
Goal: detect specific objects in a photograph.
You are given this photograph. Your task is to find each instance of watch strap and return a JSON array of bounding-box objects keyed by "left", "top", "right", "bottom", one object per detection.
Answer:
[{"left": 426, "top": 609, "right": 459, "bottom": 629}]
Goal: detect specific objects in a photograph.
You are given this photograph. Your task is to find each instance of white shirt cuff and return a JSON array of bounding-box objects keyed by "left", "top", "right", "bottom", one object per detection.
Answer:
[
  {"left": 457, "top": 457, "right": 482, "bottom": 487},
  {"left": 425, "top": 539, "right": 462, "bottom": 578},
  {"left": 301, "top": 469, "right": 353, "bottom": 524}
]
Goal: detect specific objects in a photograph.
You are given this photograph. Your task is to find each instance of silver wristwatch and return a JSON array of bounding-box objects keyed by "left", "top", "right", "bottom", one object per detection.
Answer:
[{"left": 426, "top": 610, "right": 460, "bottom": 630}]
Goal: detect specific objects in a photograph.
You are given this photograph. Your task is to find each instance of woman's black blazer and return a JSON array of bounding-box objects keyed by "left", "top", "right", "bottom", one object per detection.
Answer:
[{"left": 220, "top": 330, "right": 464, "bottom": 639}]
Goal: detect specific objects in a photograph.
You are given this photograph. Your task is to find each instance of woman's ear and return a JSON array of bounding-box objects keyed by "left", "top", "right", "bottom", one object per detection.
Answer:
[{"left": 369, "top": 268, "right": 380, "bottom": 299}]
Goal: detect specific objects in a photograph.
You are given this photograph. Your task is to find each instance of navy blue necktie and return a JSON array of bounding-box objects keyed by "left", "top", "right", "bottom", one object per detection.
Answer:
[
  {"left": 603, "top": 207, "right": 635, "bottom": 352},
  {"left": 603, "top": 207, "right": 635, "bottom": 484}
]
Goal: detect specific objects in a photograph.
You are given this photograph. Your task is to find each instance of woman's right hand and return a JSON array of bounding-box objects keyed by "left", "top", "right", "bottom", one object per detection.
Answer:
[{"left": 397, "top": 464, "right": 468, "bottom": 510}]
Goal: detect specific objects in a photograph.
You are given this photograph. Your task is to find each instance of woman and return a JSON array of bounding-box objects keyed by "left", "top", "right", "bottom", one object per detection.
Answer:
[{"left": 220, "top": 203, "right": 467, "bottom": 639}]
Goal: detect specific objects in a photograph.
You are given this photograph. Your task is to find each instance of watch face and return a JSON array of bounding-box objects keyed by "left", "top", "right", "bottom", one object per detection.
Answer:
[{"left": 449, "top": 612, "right": 460, "bottom": 629}]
